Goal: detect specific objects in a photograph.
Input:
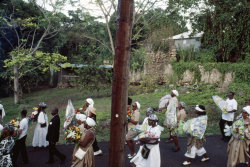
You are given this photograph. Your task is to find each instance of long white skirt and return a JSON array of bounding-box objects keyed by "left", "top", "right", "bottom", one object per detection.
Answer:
[
  {"left": 130, "top": 144, "right": 161, "bottom": 167},
  {"left": 32, "top": 123, "right": 49, "bottom": 147}
]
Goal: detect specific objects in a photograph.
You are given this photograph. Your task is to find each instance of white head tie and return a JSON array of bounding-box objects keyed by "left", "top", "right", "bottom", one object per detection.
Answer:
[
  {"left": 135, "top": 102, "right": 141, "bottom": 109},
  {"left": 243, "top": 106, "right": 250, "bottom": 115},
  {"left": 86, "top": 117, "right": 96, "bottom": 127},
  {"left": 172, "top": 90, "right": 179, "bottom": 97},
  {"left": 86, "top": 98, "right": 94, "bottom": 108},
  {"left": 195, "top": 105, "right": 205, "bottom": 112},
  {"left": 76, "top": 114, "right": 87, "bottom": 122}
]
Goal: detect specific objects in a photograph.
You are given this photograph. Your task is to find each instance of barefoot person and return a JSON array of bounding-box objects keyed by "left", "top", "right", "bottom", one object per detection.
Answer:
[
  {"left": 126, "top": 102, "right": 140, "bottom": 159},
  {"left": 0, "top": 123, "right": 15, "bottom": 167},
  {"left": 183, "top": 105, "right": 210, "bottom": 166},
  {"left": 227, "top": 106, "right": 250, "bottom": 167},
  {"left": 13, "top": 110, "right": 29, "bottom": 167},
  {"left": 72, "top": 117, "right": 96, "bottom": 167},
  {"left": 46, "top": 107, "right": 66, "bottom": 164},
  {"left": 32, "top": 102, "right": 49, "bottom": 150},
  {"left": 84, "top": 98, "right": 103, "bottom": 156}
]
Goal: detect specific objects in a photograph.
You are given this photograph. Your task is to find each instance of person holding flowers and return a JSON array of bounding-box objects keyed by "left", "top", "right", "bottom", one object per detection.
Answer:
[
  {"left": 126, "top": 102, "right": 140, "bottom": 159},
  {"left": 0, "top": 123, "right": 15, "bottom": 167},
  {"left": 219, "top": 92, "right": 238, "bottom": 142},
  {"left": 46, "top": 107, "right": 66, "bottom": 164},
  {"left": 32, "top": 102, "right": 49, "bottom": 150},
  {"left": 75, "top": 113, "right": 87, "bottom": 132},
  {"left": 130, "top": 114, "right": 163, "bottom": 167},
  {"left": 12, "top": 110, "right": 29, "bottom": 167},
  {"left": 182, "top": 105, "right": 210, "bottom": 166},
  {"left": 227, "top": 106, "right": 250, "bottom": 167},
  {"left": 71, "top": 117, "right": 96, "bottom": 167}
]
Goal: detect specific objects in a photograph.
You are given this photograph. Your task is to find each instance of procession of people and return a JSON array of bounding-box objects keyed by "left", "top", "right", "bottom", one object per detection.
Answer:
[{"left": 0, "top": 89, "right": 249, "bottom": 167}]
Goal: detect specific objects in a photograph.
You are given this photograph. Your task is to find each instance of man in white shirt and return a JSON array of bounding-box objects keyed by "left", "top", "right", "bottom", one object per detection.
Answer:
[
  {"left": 219, "top": 92, "right": 237, "bottom": 142},
  {"left": 13, "top": 110, "right": 29, "bottom": 166}
]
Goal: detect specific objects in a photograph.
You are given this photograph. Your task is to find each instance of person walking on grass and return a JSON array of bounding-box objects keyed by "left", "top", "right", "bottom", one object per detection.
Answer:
[
  {"left": 219, "top": 92, "right": 238, "bottom": 142},
  {"left": 12, "top": 110, "right": 29, "bottom": 167},
  {"left": 46, "top": 107, "right": 66, "bottom": 164},
  {"left": 126, "top": 102, "right": 140, "bottom": 159},
  {"left": 183, "top": 105, "right": 210, "bottom": 166}
]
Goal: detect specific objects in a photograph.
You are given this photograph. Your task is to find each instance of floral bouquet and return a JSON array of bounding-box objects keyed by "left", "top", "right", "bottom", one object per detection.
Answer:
[
  {"left": 29, "top": 107, "right": 39, "bottom": 122},
  {"left": 127, "top": 111, "right": 133, "bottom": 120},
  {"left": 10, "top": 118, "right": 20, "bottom": 140},
  {"left": 212, "top": 95, "right": 228, "bottom": 114},
  {"left": 64, "top": 126, "right": 82, "bottom": 144},
  {"left": 134, "top": 131, "right": 159, "bottom": 145},
  {"left": 231, "top": 118, "right": 245, "bottom": 140}
]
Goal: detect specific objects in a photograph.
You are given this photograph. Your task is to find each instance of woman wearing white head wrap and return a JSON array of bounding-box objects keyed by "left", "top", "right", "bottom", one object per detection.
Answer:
[
  {"left": 72, "top": 117, "right": 96, "bottom": 167},
  {"left": 159, "top": 90, "right": 179, "bottom": 150},
  {"left": 84, "top": 98, "right": 102, "bottom": 156},
  {"left": 227, "top": 106, "right": 250, "bottom": 167},
  {"left": 0, "top": 104, "right": 6, "bottom": 125},
  {"left": 76, "top": 114, "right": 87, "bottom": 122},
  {"left": 131, "top": 114, "right": 163, "bottom": 167}
]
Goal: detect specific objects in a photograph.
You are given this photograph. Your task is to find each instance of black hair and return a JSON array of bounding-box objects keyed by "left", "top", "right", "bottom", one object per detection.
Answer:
[
  {"left": 128, "top": 97, "right": 132, "bottom": 105},
  {"left": 228, "top": 91, "right": 235, "bottom": 96},
  {"left": 53, "top": 107, "right": 59, "bottom": 113},
  {"left": 21, "top": 110, "right": 27, "bottom": 116}
]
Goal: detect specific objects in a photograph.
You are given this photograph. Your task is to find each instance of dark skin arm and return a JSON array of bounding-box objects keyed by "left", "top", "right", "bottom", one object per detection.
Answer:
[
  {"left": 128, "top": 119, "right": 138, "bottom": 125},
  {"left": 139, "top": 138, "right": 159, "bottom": 144},
  {"left": 228, "top": 109, "right": 237, "bottom": 113},
  {"left": 158, "top": 102, "right": 169, "bottom": 112},
  {"left": 79, "top": 131, "right": 95, "bottom": 148}
]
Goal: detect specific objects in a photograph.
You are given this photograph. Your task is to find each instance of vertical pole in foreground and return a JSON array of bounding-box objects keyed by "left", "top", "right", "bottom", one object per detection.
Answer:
[{"left": 109, "top": 0, "right": 134, "bottom": 166}]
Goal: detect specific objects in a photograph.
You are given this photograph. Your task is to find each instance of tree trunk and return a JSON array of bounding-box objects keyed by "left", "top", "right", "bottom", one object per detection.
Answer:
[
  {"left": 108, "top": 0, "right": 134, "bottom": 166},
  {"left": 13, "top": 65, "right": 20, "bottom": 104}
]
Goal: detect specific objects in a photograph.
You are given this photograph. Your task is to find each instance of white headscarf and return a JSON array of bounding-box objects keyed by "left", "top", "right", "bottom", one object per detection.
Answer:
[
  {"left": 0, "top": 104, "right": 5, "bottom": 118},
  {"left": 86, "top": 98, "right": 94, "bottom": 108},
  {"left": 86, "top": 117, "right": 96, "bottom": 127},
  {"left": 135, "top": 102, "right": 141, "bottom": 109},
  {"left": 243, "top": 106, "right": 250, "bottom": 116},
  {"left": 76, "top": 114, "right": 87, "bottom": 122},
  {"left": 172, "top": 90, "right": 179, "bottom": 97},
  {"left": 195, "top": 105, "right": 205, "bottom": 112}
]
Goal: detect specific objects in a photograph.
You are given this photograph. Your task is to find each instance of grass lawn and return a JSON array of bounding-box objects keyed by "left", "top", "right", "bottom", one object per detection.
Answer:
[{"left": 0, "top": 83, "right": 248, "bottom": 145}]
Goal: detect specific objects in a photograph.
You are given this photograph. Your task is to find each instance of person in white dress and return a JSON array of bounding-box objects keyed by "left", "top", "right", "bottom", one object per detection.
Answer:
[
  {"left": 130, "top": 114, "right": 163, "bottom": 167},
  {"left": 32, "top": 102, "right": 49, "bottom": 149}
]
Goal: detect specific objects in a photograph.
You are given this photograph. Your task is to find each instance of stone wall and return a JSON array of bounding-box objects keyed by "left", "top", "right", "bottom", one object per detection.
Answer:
[{"left": 129, "top": 52, "right": 235, "bottom": 88}]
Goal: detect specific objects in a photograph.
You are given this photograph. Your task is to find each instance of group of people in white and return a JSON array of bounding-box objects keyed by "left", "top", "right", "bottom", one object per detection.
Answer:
[{"left": 0, "top": 89, "right": 249, "bottom": 167}]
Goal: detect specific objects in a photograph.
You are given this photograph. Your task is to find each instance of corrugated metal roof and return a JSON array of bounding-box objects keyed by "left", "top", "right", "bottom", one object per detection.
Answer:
[{"left": 171, "top": 31, "right": 203, "bottom": 40}]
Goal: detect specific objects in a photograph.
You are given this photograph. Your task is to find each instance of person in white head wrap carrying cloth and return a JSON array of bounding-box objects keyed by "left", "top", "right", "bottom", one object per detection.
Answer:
[
  {"left": 159, "top": 90, "right": 179, "bottom": 148},
  {"left": 83, "top": 98, "right": 103, "bottom": 156},
  {"left": 130, "top": 114, "right": 163, "bottom": 167},
  {"left": 182, "top": 105, "right": 210, "bottom": 166},
  {"left": 126, "top": 102, "right": 141, "bottom": 159},
  {"left": 32, "top": 102, "right": 49, "bottom": 150},
  {"left": 227, "top": 106, "right": 250, "bottom": 167},
  {"left": 72, "top": 118, "right": 96, "bottom": 167},
  {"left": 0, "top": 104, "right": 6, "bottom": 125}
]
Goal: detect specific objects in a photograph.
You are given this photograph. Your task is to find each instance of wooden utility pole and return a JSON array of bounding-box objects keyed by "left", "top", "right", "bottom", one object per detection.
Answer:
[{"left": 109, "top": 0, "right": 134, "bottom": 166}]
